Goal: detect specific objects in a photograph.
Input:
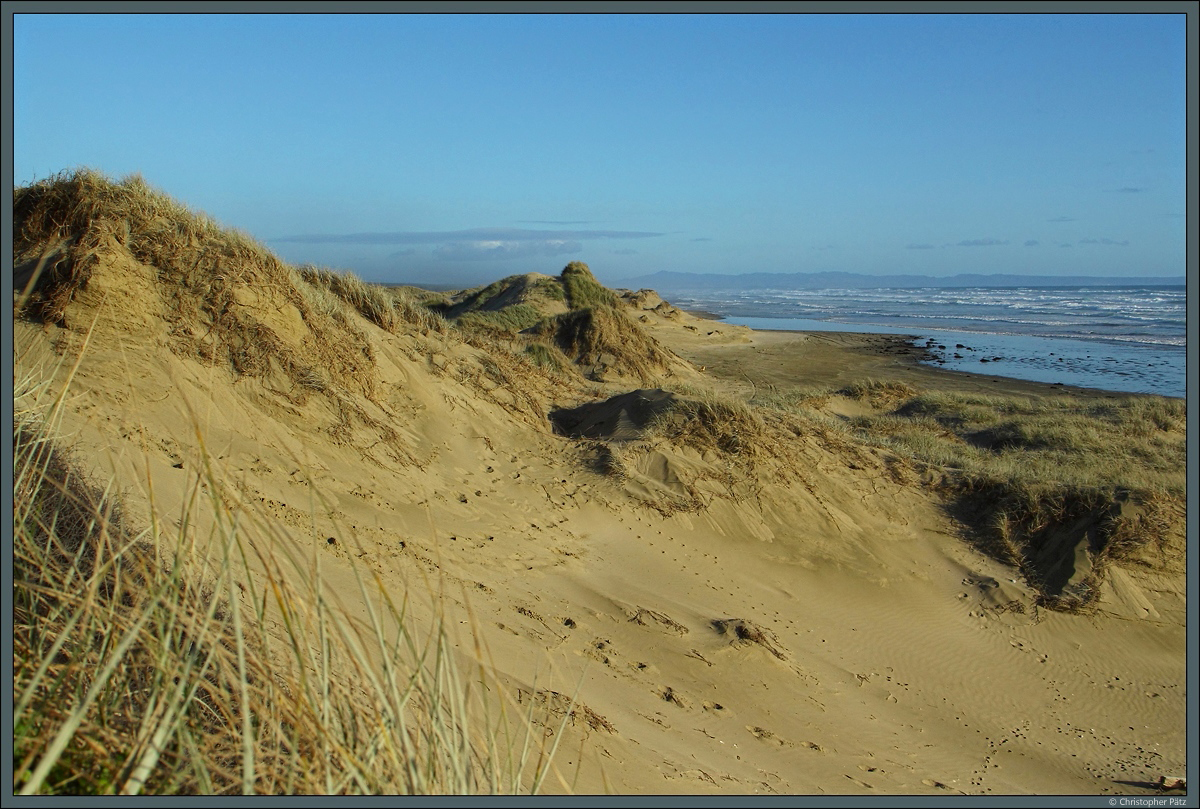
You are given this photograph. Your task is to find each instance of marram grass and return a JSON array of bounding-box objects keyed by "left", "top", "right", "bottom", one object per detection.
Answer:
[
  {"left": 11, "top": 338, "right": 571, "bottom": 796},
  {"left": 753, "top": 379, "right": 1185, "bottom": 609}
]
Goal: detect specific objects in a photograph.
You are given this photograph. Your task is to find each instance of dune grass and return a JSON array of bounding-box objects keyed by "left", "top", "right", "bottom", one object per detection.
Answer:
[
  {"left": 753, "top": 380, "right": 1185, "bottom": 608},
  {"left": 645, "top": 385, "right": 767, "bottom": 460},
  {"left": 533, "top": 305, "right": 680, "bottom": 384},
  {"left": 560, "top": 262, "right": 618, "bottom": 311},
  {"left": 11, "top": 170, "right": 471, "bottom": 469},
  {"left": 521, "top": 341, "right": 570, "bottom": 373},
  {"left": 529, "top": 275, "right": 567, "bottom": 302},
  {"left": 11, "top": 341, "right": 568, "bottom": 796},
  {"left": 14, "top": 168, "right": 259, "bottom": 325},
  {"left": 427, "top": 263, "right": 675, "bottom": 384},
  {"left": 447, "top": 274, "right": 565, "bottom": 313},
  {"left": 765, "top": 382, "right": 1186, "bottom": 495},
  {"left": 13, "top": 169, "right": 384, "bottom": 399},
  {"left": 294, "top": 265, "right": 448, "bottom": 336},
  {"left": 838, "top": 378, "right": 919, "bottom": 409},
  {"left": 439, "top": 273, "right": 566, "bottom": 334},
  {"left": 886, "top": 390, "right": 1185, "bottom": 494},
  {"left": 456, "top": 304, "right": 545, "bottom": 334}
]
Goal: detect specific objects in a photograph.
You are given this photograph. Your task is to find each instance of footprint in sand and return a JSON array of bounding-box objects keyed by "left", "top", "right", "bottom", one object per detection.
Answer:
[
  {"left": 628, "top": 607, "right": 689, "bottom": 635},
  {"left": 711, "top": 618, "right": 787, "bottom": 660},
  {"left": 661, "top": 686, "right": 687, "bottom": 707},
  {"left": 747, "top": 726, "right": 791, "bottom": 746},
  {"left": 585, "top": 638, "right": 618, "bottom": 667}
]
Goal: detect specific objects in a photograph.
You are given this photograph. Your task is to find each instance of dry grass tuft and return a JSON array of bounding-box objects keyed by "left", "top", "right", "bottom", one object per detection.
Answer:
[
  {"left": 950, "top": 480, "right": 1175, "bottom": 611},
  {"left": 521, "top": 340, "right": 571, "bottom": 374},
  {"left": 296, "top": 265, "right": 402, "bottom": 331},
  {"left": 12, "top": 170, "right": 444, "bottom": 466},
  {"left": 450, "top": 333, "right": 575, "bottom": 424},
  {"left": 839, "top": 378, "right": 919, "bottom": 408},
  {"left": 710, "top": 619, "right": 787, "bottom": 660},
  {"left": 645, "top": 390, "right": 766, "bottom": 459},
  {"left": 434, "top": 264, "right": 676, "bottom": 385},
  {"left": 295, "top": 265, "right": 448, "bottom": 335},
  {"left": 456, "top": 304, "right": 545, "bottom": 334}
]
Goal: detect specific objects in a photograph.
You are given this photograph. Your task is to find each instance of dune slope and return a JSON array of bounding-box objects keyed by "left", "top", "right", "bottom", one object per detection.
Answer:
[{"left": 11, "top": 172, "right": 1186, "bottom": 796}]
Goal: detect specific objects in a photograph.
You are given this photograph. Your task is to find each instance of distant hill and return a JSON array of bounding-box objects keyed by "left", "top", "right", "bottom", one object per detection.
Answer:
[{"left": 615, "top": 271, "right": 1186, "bottom": 291}]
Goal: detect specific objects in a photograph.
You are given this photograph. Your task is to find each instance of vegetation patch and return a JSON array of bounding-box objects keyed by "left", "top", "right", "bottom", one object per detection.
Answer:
[
  {"left": 522, "top": 340, "right": 569, "bottom": 373},
  {"left": 560, "top": 261, "right": 618, "bottom": 311},
  {"left": 711, "top": 618, "right": 787, "bottom": 660},
  {"left": 13, "top": 170, "right": 379, "bottom": 397},
  {"left": 839, "top": 379, "right": 918, "bottom": 409},
  {"left": 532, "top": 305, "right": 680, "bottom": 383},
  {"left": 756, "top": 381, "right": 1185, "bottom": 609},
  {"left": 441, "top": 272, "right": 567, "bottom": 329},
  {"left": 950, "top": 480, "right": 1175, "bottom": 611},
  {"left": 456, "top": 303, "right": 544, "bottom": 334},
  {"left": 296, "top": 265, "right": 447, "bottom": 334},
  {"left": 645, "top": 391, "right": 766, "bottom": 459},
  {"left": 12, "top": 170, "right": 443, "bottom": 464}
]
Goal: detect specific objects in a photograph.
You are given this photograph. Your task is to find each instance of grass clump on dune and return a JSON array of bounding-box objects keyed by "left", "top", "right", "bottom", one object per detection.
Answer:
[
  {"left": 296, "top": 265, "right": 398, "bottom": 330},
  {"left": 647, "top": 387, "right": 767, "bottom": 459},
  {"left": 13, "top": 168, "right": 265, "bottom": 325},
  {"left": 888, "top": 390, "right": 1186, "bottom": 493},
  {"left": 768, "top": 382, "right": 1185, "bottom": 495},
  {"left": 529, "top": 275, "right": 567, "bottom": 302},
  {"left": 839, "top": 378, "right": 919, "bottom": 409},
  {"left": 456, "top": 304, "right": 545, "bottom": 334},
  {"left": 522, "top": 340, "right": 570, "bottom": 373},
  {"left": 11, "top": 170, "right": 453, "bottom": 463},
  {"left": 12, "top": 345, "right": 564, "bottom": 796},
  {"left": 452, "top": 274, "right": 567, "bottom": 313},
  {"left": 441, "top": 273, "right": 567, "bottom": 333},
  {"left": 437, "top": 263, "right": 676, "bottom": 383},
  {"left": 532, "top": 305, "right": 680, "bottom": 384},
  {"left": 560, "top": 262, "right": 618, "bottom": 311},
  {"left": 295, "top": 265, "right": 447, "bottom": 335},
  {"left": 950, "top": 478, "right": 1176, "bottom": 611}
]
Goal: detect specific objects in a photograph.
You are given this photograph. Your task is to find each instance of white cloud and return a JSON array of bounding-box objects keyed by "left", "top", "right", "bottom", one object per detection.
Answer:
[{"left": 433, "top": 239, "right": 583, "bottom": 261}]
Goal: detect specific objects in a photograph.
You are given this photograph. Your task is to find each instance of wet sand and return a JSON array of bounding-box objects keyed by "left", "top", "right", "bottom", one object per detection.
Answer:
[{"left": 680, "top": 327, "right": 1138, "bottom": 402}]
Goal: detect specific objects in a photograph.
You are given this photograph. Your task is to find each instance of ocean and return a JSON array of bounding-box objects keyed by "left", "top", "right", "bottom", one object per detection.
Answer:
[{"left": 665, "top": 285, "right": 1187, "bottom": 399}]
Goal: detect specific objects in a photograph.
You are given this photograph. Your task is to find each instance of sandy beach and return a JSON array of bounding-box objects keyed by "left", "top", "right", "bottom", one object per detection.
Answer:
[{"left": 12, "top": 176, "right": 1188, "bottom": 797}]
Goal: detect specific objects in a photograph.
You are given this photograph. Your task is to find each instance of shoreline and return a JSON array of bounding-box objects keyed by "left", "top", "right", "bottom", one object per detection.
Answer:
[
  {"left": 672, "top": 307, "right": 1181, "bottom": 400},
  {"left": 679, "top": 323, "right": 1152, "bottom": 401}
]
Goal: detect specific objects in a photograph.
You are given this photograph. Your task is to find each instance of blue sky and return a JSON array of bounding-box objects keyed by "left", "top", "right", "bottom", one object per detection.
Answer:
[{"left": 12, "top": 12, "right": 1188, "bottom": 287}]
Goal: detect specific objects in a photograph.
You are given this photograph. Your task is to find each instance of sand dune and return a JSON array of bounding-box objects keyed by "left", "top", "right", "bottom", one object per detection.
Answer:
[{"left": 11, "top": 172, "right": 1187, "bottom": 796}]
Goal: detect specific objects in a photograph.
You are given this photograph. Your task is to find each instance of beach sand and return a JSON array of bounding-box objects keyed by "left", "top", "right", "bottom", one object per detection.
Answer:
[
  {"left": 662, "top": 314, "right": 1130, "bottom": 401},
  {"left": 13, "top": 256, "right": 1187, "bottom": 796}
]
